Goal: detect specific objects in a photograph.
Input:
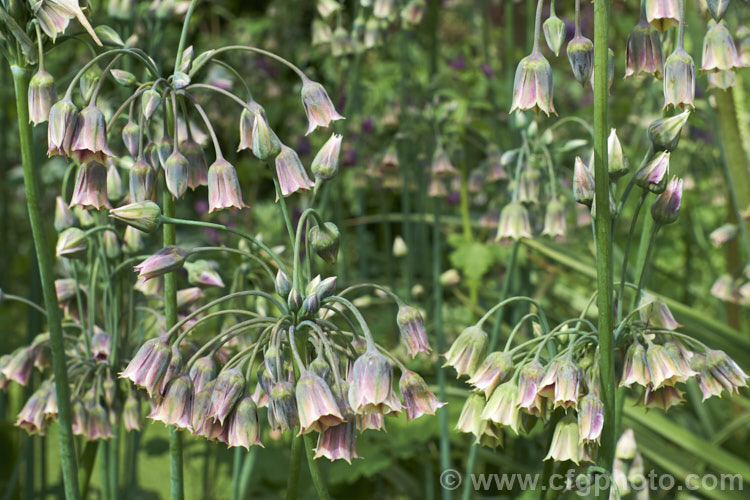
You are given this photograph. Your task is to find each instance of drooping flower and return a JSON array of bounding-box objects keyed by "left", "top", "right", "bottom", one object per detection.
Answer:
[
  {"left": 296, "top": 371, "right": 345, "bottom": 434},
  {"left": 224, "top": 396, "right": 263, "bottom": 449},
  {"left": 348, "top": 345, "right": 402, "bottom": 414},
  {"left": 541, "top": 198, "right": 567, "bottom": 239},
  {"left": 396, "top": 305, "right": 430, "bottom": 357},
  {"left": 634, "top": 151, "right": 669, "bottom": 194},
  {"left": 573, "top": 156, "right": 595, "bottom": 206},
  {"left": 638, "top": 293, "right": 681, "bottom": 330},
  {"left": 300, "top": 79, "right": 344, "bottom": 135},
  {"left": 29, "top": 69, "right": 57, "bottom": 125},
  {"left": 164, "top": 150, "right": 189, "bottom": 199},
  {"left": 467, "top": 352, "right": 513, "bottom": 397},
  {"left": 702, "top": 22, "right": 741, "bottom": 72},
  {"left": 119, "top": 337, "right": 171, "bottom": 397},
  {"left": 70, "top": 104, "right": 115, "bottom": 163},
  {"left": 517, "top": 360, "right": 546, "bottom": 415},
  {"left": 315, "top": 421, "right": 360, "bottom": 463},
  {"left": 311, "top": 133, "right": 343, "bottom": 181},
  {"left": 496, "top": 202, "right": 532, "bottom": 241},
  {"left": 545, "top": 416, "right": 583, "bottom": 464},
  {"left": 275, "top": 145, "right": 315, "bottom": 198},
  {"left": 47, "top": 98, "right": 78, "bottom": 157},
  {"left": 510, "top": 51, "right": 556, "bottom": 116},
  {"left": 567, "top": 34, "right": 594, "bottom": 87},
  {"left": 645, "top": 0, "right": 679, "bottom": 31},
  {"left": 69, "top": 162, "right": 111, "bottom": 210},
  {"left": 150, "top": 375, "right": 194, "bottom": 429},
  {"left": 205, "top": 158, "right": 246, "bottom": 212},
  {"left": 443, "top": 325, "right": 488, "bottom": 378},
  {"left": 480, "top": 381, "right": 521, "bottom": 434},
  {"left": 268, "top": 380, "right": 299, "bottom": 431},
  {"left": 663, "top": 48, "right": 695, "bottom": 110},
  {"left": 207, "top": 368, "right": 245, "bottom": 425},
  {"left": 538, "top": 358, "right": 581, "bottom": 410},
  {"left": 625, "top": 17, "right": 664, "bottom": 79},
  {"left": 399, "top": 370, "right": 445, "bottom": 421},
  {"left": 578, "top": 394, "right": 604, "bottom": 443}
]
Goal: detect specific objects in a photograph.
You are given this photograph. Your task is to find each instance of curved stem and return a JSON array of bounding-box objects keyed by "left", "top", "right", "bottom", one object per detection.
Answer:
[
  {"left": 11, "top": 64, "right": 81, "bottom": 500},
  {"left": 174, "top": 0, "right": 200, "bottom": 73},
  {"left": 1, "top": 293, "right": 48, "bottom": 316},
  {"left": 617, "top": 191, "right": 647, "bottom": 321},
  {"left": 190, "top": 45, "right": 308, "bottom": 81}
]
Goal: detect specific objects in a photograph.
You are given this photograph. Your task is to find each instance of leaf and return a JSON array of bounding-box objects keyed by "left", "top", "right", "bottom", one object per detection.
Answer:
[
  {"left": 0, "top": 6, "right": 37, "bottom": 64},
  {"left": 448, "top": 234, "right": 498, "bottom": 282}
]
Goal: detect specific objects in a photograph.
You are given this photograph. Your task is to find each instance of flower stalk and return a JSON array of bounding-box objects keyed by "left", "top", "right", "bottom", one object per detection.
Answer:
[
  {"left": 11, "top": 64, "right": 81, "bottom": 500},
  {"left": 592, "top": 0, "right": 616, "bottom": 483}
]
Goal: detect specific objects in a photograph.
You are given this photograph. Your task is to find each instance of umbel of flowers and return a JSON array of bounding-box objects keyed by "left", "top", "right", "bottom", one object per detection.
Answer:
[{"left": 2, "top": 4, "right": 442, "bottom": 474}]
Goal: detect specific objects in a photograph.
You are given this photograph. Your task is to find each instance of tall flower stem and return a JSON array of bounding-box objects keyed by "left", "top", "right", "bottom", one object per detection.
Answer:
[
  {"left": 592, "top": 0, "right": 616, "bottom": 482},
  {"left": 461, "top": 242, "right": 520, "bottom": 500},
  {"left": 303, "top": 434, "right": 332, "bottom": 500},
  {"left": 10, "top": 64, "right": 81, "bottom": 500},
  {"left": 286, "top": 435, "right": 304, "bottom": 500}
]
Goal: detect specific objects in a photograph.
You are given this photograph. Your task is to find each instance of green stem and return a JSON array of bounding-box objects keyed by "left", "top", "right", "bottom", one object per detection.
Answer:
[
  {"left": 592, "top": 0, "right": 616, "bottom": 484},
  {"left": 238, "top": 448, "right": 258, "bottom": 499},
  {"left": 174, "top": 0, "right": 200, "bottom": 73},
  {"left": 286, "top": 435, "right": 304, "bottom": 500},
  {"left": 617, "top": 192, "right": 646, "bottom": 321},
  {"left": 10, "top": 64, "right": 80, "bottom": 500},
  {"left": 303, "top": 433, "right": 331, "bottom": 500},
  {"left": 77, "top": 441, "right": 98, "bottom": 500},
  {"left": 163, "top": 190, "right": 183, "bottom": 499}
]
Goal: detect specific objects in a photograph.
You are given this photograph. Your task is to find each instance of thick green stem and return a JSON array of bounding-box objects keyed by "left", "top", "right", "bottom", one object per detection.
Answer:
[
  {"left": 592, "top": 0, "right": 616, "bottom": 482},
  {"left": 10, "top": 64, "right": 80, "bottom": 500},
  {"left": 303, "top": 434, "right": 331, "bottom": 500},
  {"left": 286, "top": 436, "right": 304, "bottom": 500},
  {"left": 77, "top": 441, "right": 98, "bottom": 500},
  {"left": 163, "top": 191, "right": 183, "bottom": 500}
]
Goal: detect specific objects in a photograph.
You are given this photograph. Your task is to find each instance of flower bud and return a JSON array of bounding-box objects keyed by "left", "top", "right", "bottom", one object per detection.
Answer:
[
  {"left": 517, "top": 360, "right": 545, "bottom": 414},
  {"left": 71, "top": 105, "right": 115, "bottom": 164},
  {"left": 645, "top": 0, "right": 679, "bottom": 31},
  {"left": 177, "top": 287, "right": 204, "bottom": 309},
  {"left": 638, "top": 292, "right": 681, "bottom": 330},
  {"left": 107, "top": 161, "right": 125, "bottom": 201},
  {"left": 510, "top": 51, "right": 556, "bottom": 116},
  {"left": 702, "top": 22, "right": 741, "bottom": 72},
  {"left": 122, "top": 120, "right": 141, "bottom": 157},
  {"left": 663, "top": 48, "right": 694, "bottom": 110},
  {"left": 28, "top": 69, "right": 57, "bottom": 125},
  {"left": 164, "top": 150, "right": 189, "bottom": 199},
  {"left": 129, "top": 159, "right": 156, "bottom": 202},
  {"left": 302, "top": 292, "right": 321, "bottom": 315},
  {"left": 275, "top": 270, "right": 292, "bottom": 297},
  {"left": 634, "top": 151, "right": 669, "bottom": 193},
  {"left": 567, "top": 35, "right": 594, "bottom": 87},
  {"left": 150, "top": 374, "right": 193, "bottom": 429},
  {"left": 268, "top": 380, "right": 299, "bottom": 431},
  {"left": 156, "top": 134, "right": 172, "bottom": 169},
  {"left": 123, "top": 393, "right": 142, "bottom": 431},
  {"left": 189, "top": 355, "right": 217, "bottom": 394},
  {"left": 54, "top": 196, "right": 77, "bottom": 231},
  {"left": 103, "top": 230, "right": 121, "bottom": 260},
  {"left": 142, "top": 89, "right": 161, "bottom": 120},
  {"left": 309, "top": 222, "right": 340, "bottom": 264},
  {"left": 431, "top": 144, "right": 458, "bottom": 178},
  {"left": 573, "top": 156, "right": 595, "bottom": 206},
  {"left": 401, "top": 0, "right": 425, "bottom": 26},
  {"left": 707, "top": 0, "right": 731, "bottom": 23},
  {"left": 608, "top": 129, "right": 628, "bottom": 179},
  {"left": 496, "top": 202, "right": 532, "bottom": 241},
  {"left": 111, "top": 69, "right": 136, "bottom": 87},
  {"left": 134, "top": 246, "right": 188, "bottom": 281},
  {"left": 518, "top": 168, "right": 541, "bottom": 204},
  {"left": 110, "top": 201, "right": 162, "bottom": 233},
  {"left": 444, "top": 325, "right": 488, "bottom": 378},
  {"left": 123, "top": 226, "right": 145, "bottom": 254},
  {"left": 275, "top": 146, "right": 314, "bottom": 197},
  {"left": 311, "top": 133, "right": 343, "bottom": 181},
  {"left": 251, "top": 109, "right": 282, "bottom": 161},
  {"left": 312, "top": 19, "right": 333, "bottom": 46},
  {"left": 625, "top": 18, "right": 664, "bottom": 79},
  {"left": 315, "top": 276, "right": 337, "bottom": 299},
  {"left": 301, "top": 79, "right": 344, "bottom": 135},
  {"left": 237, "top": 107, "right": 254, "bottom": 152},
  {"left": 705, "top": 349, "right": 748, "bottom": 394},
  {"left": 47, "top": 98, "right": 78, "bottom": 157},
  {"left": 180, "top": 140, "right": 209, "bottom": 189},
  {"left": 56, "top": 227, "right": 88, "bottom": 259},
  {"left": 399, "top": 370, "right": 445, "bottom": 421},
  {"left": 651, "top": 176, "right": 683, "bottom": 224},
  {"left": 75, "top": 206, "right": 96, "bottom": 227},
  {"left": 79, "top": 65, "right": 102, "bottom": 104},
  {"left": 288, "top": 289, "right": 303, "bottom": 312},
  {"left": 182, "top": 259, "right": 223, "bottom": 288},
  {"left": 647, "top": 110, "right": 690, "bottom": 151},
  {"left": 578, "top": 394, "right": 604, "bottom": 443},
  {"left": 397, "top": 305, "right": 430, "bottom": 357},
  {"left": 620, "top": 341, "right": 650, "bottom": 388},
  {"left": 1, "top": 347, "right": 34, "bottom": 386},
  {"left": 543, "top": 14, "right": 566, "bottom": 57},
  {"left": 208, "top": 158, "right": 247, "bottom": 212}
]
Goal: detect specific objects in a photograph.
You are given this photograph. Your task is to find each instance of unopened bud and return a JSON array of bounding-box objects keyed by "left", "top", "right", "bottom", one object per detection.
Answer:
[{"left": 309, "top": 222, "right": 340, "bottom": 264}]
